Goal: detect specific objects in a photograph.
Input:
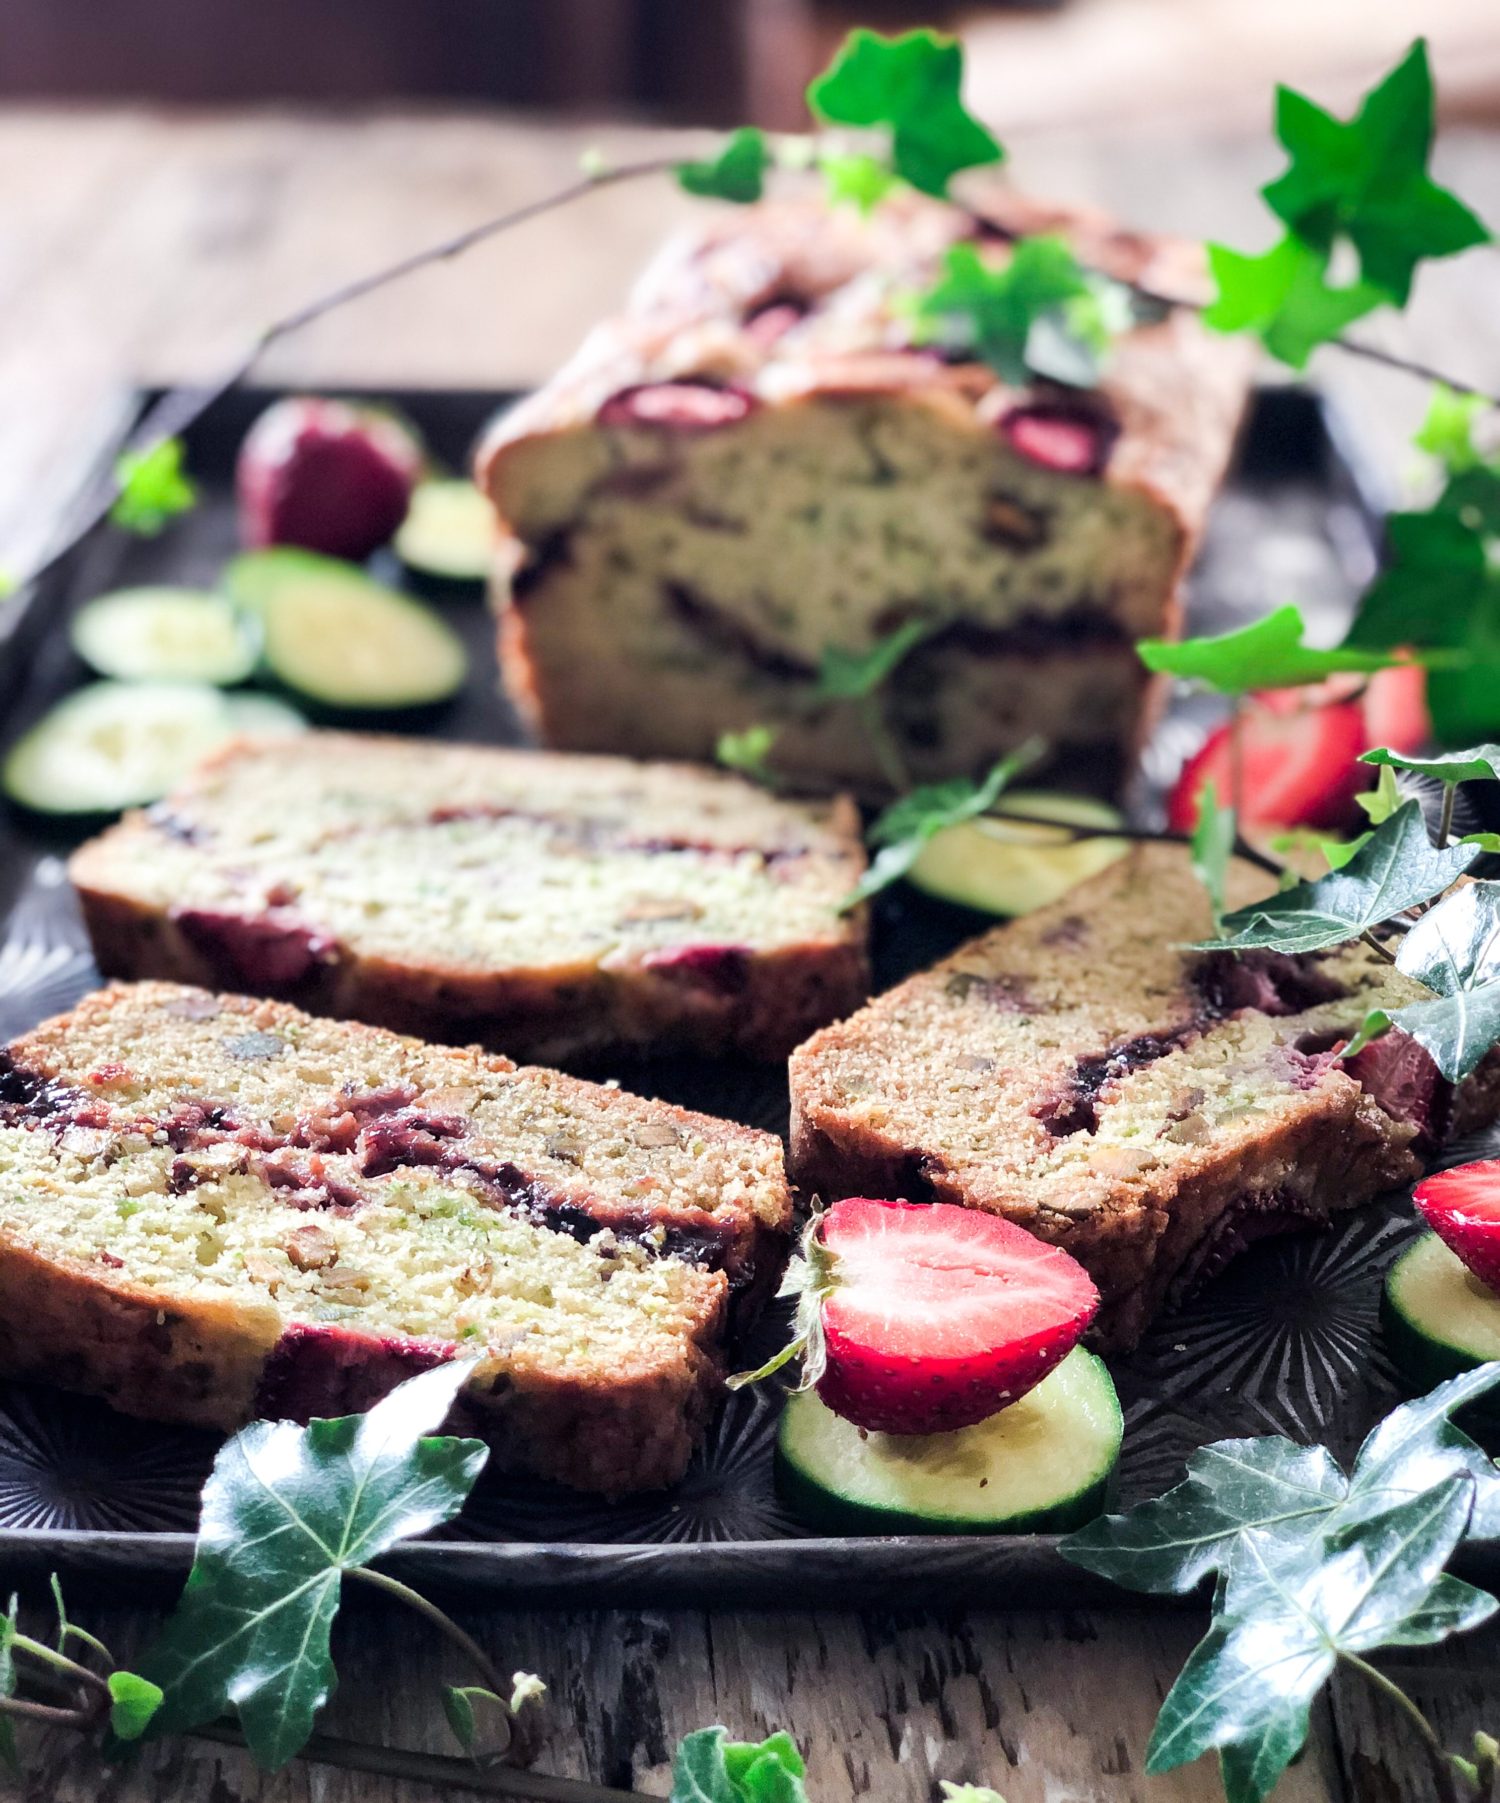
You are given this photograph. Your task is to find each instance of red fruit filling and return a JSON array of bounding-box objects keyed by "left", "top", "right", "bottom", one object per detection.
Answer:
[
  {"left": 812, "top": 1198, "right": 1098, "bottom": 1435},
  {"left": 174, "top": 905, "right": 339, "bottom": 991},
  {"left": 598, "top": 382, "right": 757, "bottom": 430},
  {"left": 999, "top": 404, "right": 1117, "bottom": 477},
  {"left": 1414, "top": 1158, "right": 1500, "bottom": 1294}
]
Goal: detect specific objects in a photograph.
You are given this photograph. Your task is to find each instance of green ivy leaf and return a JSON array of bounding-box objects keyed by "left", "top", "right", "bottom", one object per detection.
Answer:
[
  {"left": 677, "top": 129, "right": 771, "bottom": 204},
  {"left": 671, "top": 1726, "right": 809, "bottom": 1803},
  {"left": 816, "top": 617, "right": 934, "bottom": 701},
  {"left": 1203, "top": 234, "right": 1384, "bottom": 368},
  {"left": 843, "top": 741, "right": 1043, "bottom": 910},
  {"left": 808, "top": 28, "right": 1002, "bottom": 199},
  {"left": 1351, "top": 1363, "right": 1500, "bottom": 1538},
  {"left": 939, "top": 1787, "right": 1008, "bottom": 1803},
  {"left": 0, "top": 1602, "right": 17, "bottom": 1775},
  {"left": 716, "top": 724, "right": 779, "bottom": 785},
  {"left": 141, "top": 1361, "right": 487, "bottom": 1769},
  {"left": 1356, "top": 881, "right": 1500, "bottom": 1082},
  {"left": 108, "top": 1670, "right": 165, "bottom": 1742},
  {"left": 1355, "top": 763, "right": 1404, "bottom": 827},
  {"left": 819, "top": 151, "right": 897, "bottom": 214},
  {"left": 1202, "top": 800, "right": 1476, "bottom": 954},
  {"left": 1415, "top": 385, "right": 1491, "bottom": 475},
  {"left": 1138, "top": 605, "right": 1406, "bottom": 695},
  {"left": 1260, "top": 40, "right": 1489, "bottom": 306},
  {"left": 907, "top": 238, "right": 1113, "bottom": 387},
  {"left": 1190, "top": 784, "right": 1237, "bottom": 935},
  {"left": 1362, "top": 742, "right": 1500, "bottom": 785},
  {"left": 111, "top": 437, "right": 198, "bottom": 536}
]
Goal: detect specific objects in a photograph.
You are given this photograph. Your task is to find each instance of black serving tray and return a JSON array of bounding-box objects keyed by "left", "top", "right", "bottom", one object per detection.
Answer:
[{"left": 0, "top": 382, "right": 1470, "bottom": 1607}]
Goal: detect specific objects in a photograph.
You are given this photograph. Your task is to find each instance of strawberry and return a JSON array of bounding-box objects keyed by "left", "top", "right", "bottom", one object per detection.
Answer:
[
  {"left": 999, "top": 402, "right": 1118, "bottom": 477},
  {"left": 1166, "top": 691, "right": 1367, "bottom": 833},
  {"left": 1360, "top": 662, "right": 1431, "bottom": 756},
  {"left": 738, "top": 1198, "right": 1099, "bottom": 1434},
  {"left": 1413, "top": 1159, "right": 1500, "bottom": 1294}
]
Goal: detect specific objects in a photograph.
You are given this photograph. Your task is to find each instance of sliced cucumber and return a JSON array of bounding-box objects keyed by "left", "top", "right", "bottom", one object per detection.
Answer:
[
  {"left": 222, "top": 693, "right": 308, "bottom": 737},
  {"left": 1383, "top": 1233, "right": 1500, "bottom": 1393},
  {"left": 4, "top": 682, "right": 247, "bottom": 816},
  {"left": 776, "top": 1347, "right": 1122, "bottom": 1535},
  {"left": 907, "top": 791, "right": 1128, "bottom": 917},
  {"left": 225, "top": 549, "right": 467, "bottom": 710},
  {"left": 394, "top": 479, "right": 495, "bottom": 585},
  {"left": 70, "top": 587, "right": 259, "bottom": 686}
]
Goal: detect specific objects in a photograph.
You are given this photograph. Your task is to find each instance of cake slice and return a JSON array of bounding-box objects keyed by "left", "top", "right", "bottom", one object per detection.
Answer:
[
  {"left": 789, "top": 846, "right": 1500, "bottom": 1351},
  {"left": 478, "top": 188, "right": 1253, "bottom": 798},
  {"left": 0, "top": 981, "right": 793, "bottom": 1493},
  {"left": 69, "top": 731, "right": 869, "bottom": 1063}
]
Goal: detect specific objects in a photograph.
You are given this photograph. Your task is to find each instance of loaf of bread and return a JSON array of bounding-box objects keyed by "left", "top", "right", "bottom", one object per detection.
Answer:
[
  {"left": 69, "top": 732, "right": 869, "bottom": 1064},
  {"left": 0, "top": 981, "right": 794, "bottom": 1493},
  {"left": 789, "top": 845, "right": 1500, "bottom": 1350},
  {"left": 478, "top": 189, "right": 1254, "bottom": 798}
]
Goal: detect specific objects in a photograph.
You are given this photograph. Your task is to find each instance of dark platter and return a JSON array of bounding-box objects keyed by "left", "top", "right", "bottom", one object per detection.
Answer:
[{"left": 0, "top": 381, "right": 1474, "bottom": 1607}]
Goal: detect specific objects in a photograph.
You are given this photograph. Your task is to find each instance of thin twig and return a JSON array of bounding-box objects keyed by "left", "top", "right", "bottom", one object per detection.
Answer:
[
  {"left": 0, "top": 1694, "right": 96, "bottom": 1728},
  {"left": 347, "top": 1566, "right": 513, "bottom": 1704},
  {"left": 1342, "top": 1653, "right": 1468, "bottom": 1802},
  {"left": 1359, "top": 927, "right": 1399, "bottom": 964},
  {"left": 1439, "top": 784, "right": 1457, "bottom": 849},
  {"left": 974, "top": 810, "right": 1288, "bottom": 881},
  {"left": 11, "top": 1634, "right": 113, "bottom": 1702}
]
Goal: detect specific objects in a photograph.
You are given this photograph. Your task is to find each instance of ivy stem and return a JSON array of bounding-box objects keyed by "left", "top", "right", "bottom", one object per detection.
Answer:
[
  {"left": 856, "top": 696, "right": 912, "bottom": 793},
  {"left": 10, "top": 1632, "right": 112, "bottom": 1702},
  {"left": 1439, "top": 784, "right": 1457, "bottom": 849},
  {"left": 1341, "top": 1653, "right": 1466, "bottom": 1801},
  {"left": 974, "top": 810, "right": 1288, "bottom": 882},
  {"left": 1359, "top": 927, "right": 1399, "bottom": 964},
  {"left": 346, "top": 1566, "right": 513, "bottom": 1707},
  {"left": 0, "top": 1693, "right": 98, "bottom": 1728}
]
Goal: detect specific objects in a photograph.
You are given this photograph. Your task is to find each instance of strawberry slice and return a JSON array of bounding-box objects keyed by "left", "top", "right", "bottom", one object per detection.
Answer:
[
  {"left": 805, "top": 1199, "right": 1099, "bottom": 1434},
  {"left": 1360, "top": 662, "right": 1430, "bottom": 757},
  {"left": 1413, "top": 1159, "right": 1500, "bottom": 1294},
  {"left": 1166, "top": 691, "right": 1367, "bottom": 833}
]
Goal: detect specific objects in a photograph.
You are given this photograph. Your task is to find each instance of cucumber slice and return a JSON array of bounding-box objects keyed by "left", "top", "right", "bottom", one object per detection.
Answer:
[
  {"left": 907, "top": 791, "right": 1128, "bottom": 917},
  {"left": 4, "top": 682, "right": 244, "bottom": 816},
  {"left": 222, "top": 693, "right": 308, "bottom": 737},
  {"left": 394, "top": 479, "right": 495, "bottom": 585},
  {"left": 776, "top": 1347, "right": 1122, "bottom": 1535},
  {"left": 70, "top": 587, "right": 259, "bottom": 686},
  {"left": 1383, "top": 1233, "right": 1500, "bottom": 1392},
  {"left": 225, "top": 550, "right": 467, "bottom": 710}
]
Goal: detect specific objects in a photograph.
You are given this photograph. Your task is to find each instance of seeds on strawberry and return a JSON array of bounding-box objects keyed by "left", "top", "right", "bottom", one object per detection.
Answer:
[{"left": 1414, "top": 1158, "right": 1500, "bottom": 1295}]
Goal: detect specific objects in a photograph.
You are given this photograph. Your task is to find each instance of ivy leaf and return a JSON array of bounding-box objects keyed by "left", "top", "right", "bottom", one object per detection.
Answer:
[
  {"left": 716, "top": 724, "right": 779, "bottom": 785},
  {"left": 842, "top": 741, "right": 1042, "bottom": 910},
  {"left": 1138, "top": 605, "right": 1406, "bottom": 695},
  {"left": 1146, "top": 1480, "right": 1481, "bottom": 1795},
  {"left": 0, "top": 1603, "right": 17, "bottom": 1775},
  {"left": 820, "top": 151, "right": 897, "bottom": 214},
  {"left": 1260, "top": 40, "right": 1488, "bottom": 306},
  {"left": 816, "top": 617, "right": 934, "bottom": 700},
  {"left": 1202, "top": 234, "right": 1384, "bottom": 368},
  {"left": 908, "top": 238, "right": 1110, "bottom": 387},
  {"left": 108, "top": 1671, "right": 165, "bottom": 1742},
  {"left": 677, "top": 129, "right": 770, "bottom": 204},
  {"left": 939, "top": 1787, "right": 1008, "bottom": 1803},
  {"left": 671, "top": 1726, "right": 809, "bottom": 1803},
  {"left": 111, "top": 437, "right": 198, "bottom": 536},
  {"left": 1362, "top": 743, "right": 1500, "bottom": 785},
  {"left": 1191, "top": 784, "right": 1237, "bottom": 935},
  {"left": 1202, "top": 800, "right": 1476, "bottom": 954},
  {"left": 1415, "top": 385, "right": 1491, "bottom": 475},
  {"left": 808, "top": 28, "right": 1002, "bottom": 199},
  {"left": 1355, "top": 763, "right": 1404, "bottom": 827},
  {"left": 141, "top": 1361, "right": 487, "bottom": 1769},
  {"left": 1061, "top": 1437, "right": 1349, "bottom": 1597}
]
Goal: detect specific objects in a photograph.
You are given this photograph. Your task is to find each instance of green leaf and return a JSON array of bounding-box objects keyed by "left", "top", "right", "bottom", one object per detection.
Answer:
[
  {"left": 671, "top": 1726, "right": 809, "bottom": 1803},
  {"left": 108, "top": 1671, "right": 164, "bottom": 1742},
  {"left": 111, "top": 437, "right": 198, "bottom": 536},
  {"left": 819, "top": 151, "right": 897, "bottom": 214},
  {"left": 1362, "top": 742, "right": 1500, "bottom": 785},
  {"left": 1355, "top": 763, "right": 1404, "bottom": 826},
  {"left": 1261, "top": 40, "right": 1489, "bottom": 304},
  {"left": 808, "top": 28, "right": 1003, "bottom": 199},
  {"left": 141, "top": 1361, "right": 487, "bottom": 1769},
  {"left": 1349, "top": 882, "right": 1500, "bottom": 1080},
  {"left": 842, "top": 741, "right": 1043, "bottom": 910},
  {"left": 1415, "top": 385, "right": 1490, "bottom": 475},
  {"left": 0, "top": 1601, "right": 17, "bottom": 1775},
  {"left": 1349, "top": 1363, "right": 1500, "bottom": 1537},
  {"left": 1203, "top": 800, "right": 1476, "bottom": 954},
  {"left": 442, "top": 1683, "right": 477, "bottom": 1752},
  {"left": 1190, "top": 784, "right": 1236, "bottom": 934},
  {"left": 1139, "top": 605, "right": 1406, "bottom": 695},
  {"left": 1378, "top": 1571, "right": 1499, "bottom": 1645},
  {"left": 939, "top": 1787, "right": 1008, "bottom": 1803},
  {"left": 816, "top": 617, "right": 934, "bottom": 701},
  {"left": 1061, "top": 1437, "right": 1349, "bottom": 1596},
  {"left": 716, "top": 724, "right": 779, "bottom": 785},
  {"left": 1203, "top": 234, "right": 1384, "bottom": 368},
  {"left": 907, "top": 237, "right": 1110, "bottom": 387},
  {"left": 677, "top": 129, "right": 771, "bottom": 204}
]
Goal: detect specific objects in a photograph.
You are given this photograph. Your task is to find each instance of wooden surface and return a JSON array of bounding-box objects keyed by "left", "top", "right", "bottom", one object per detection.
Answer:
[{"left": 7, "top": 102, "right": 1500, "bottom": 1801}]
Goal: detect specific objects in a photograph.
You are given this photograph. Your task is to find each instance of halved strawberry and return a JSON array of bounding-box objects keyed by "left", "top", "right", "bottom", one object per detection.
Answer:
[
  {"left": 1360, "top": 662, "right": 1431, "bottom": 757},
  {"left": 738, "top": 1198, "right": 1099, "bottom": 1435},
  {"left": 1166, "top": 692, "right": 1367, "bottom": 833},
  {"left": 1413, "top": 1159, "right": 1500, "bottom": 1294}
]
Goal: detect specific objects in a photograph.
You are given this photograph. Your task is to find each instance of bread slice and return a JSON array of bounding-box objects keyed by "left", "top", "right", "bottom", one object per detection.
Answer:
[
  {"left": 0, "top": 981, "right": 793, "bottom": 1493},
  {"left": 789, "top": 846, "right": 1500, "bottom": 1351},
  {"left": 478, "top": 188, "right": 1253, "bottom": 799},
  {"left": 69, "top": 732, "right": 869, "bottom": 1064}
]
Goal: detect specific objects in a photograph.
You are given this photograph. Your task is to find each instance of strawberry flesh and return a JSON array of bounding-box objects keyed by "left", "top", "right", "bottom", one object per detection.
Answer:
[
  {"left": 812, "top": 1198, "right": 1099, "bottom": 1434},
  {"left": 1414, "top": 1158, "right": 1500, "bottom": 1294},
  {"left": 999, "top": 403, "right": 1117, "bottom": 477},
  {"left": 598, "top": 382, "right": 757, "bottom": 430},
  {"left": 1166, "top": 691, "right": 1367, "bottom": 833}
]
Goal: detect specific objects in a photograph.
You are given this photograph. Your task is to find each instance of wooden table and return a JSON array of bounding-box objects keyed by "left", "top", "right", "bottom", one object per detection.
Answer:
[{"left": 8, "top": 105, "right": 1500, "bottom": 1803}]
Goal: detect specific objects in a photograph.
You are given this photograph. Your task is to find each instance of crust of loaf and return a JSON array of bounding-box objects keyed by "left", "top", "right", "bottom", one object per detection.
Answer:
[
  {"left": 479, "top": 189, "right": 1255, "bottom": 796},
  {"left": 69, "top": 733, "right": 871, "bottom": 1064}
]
